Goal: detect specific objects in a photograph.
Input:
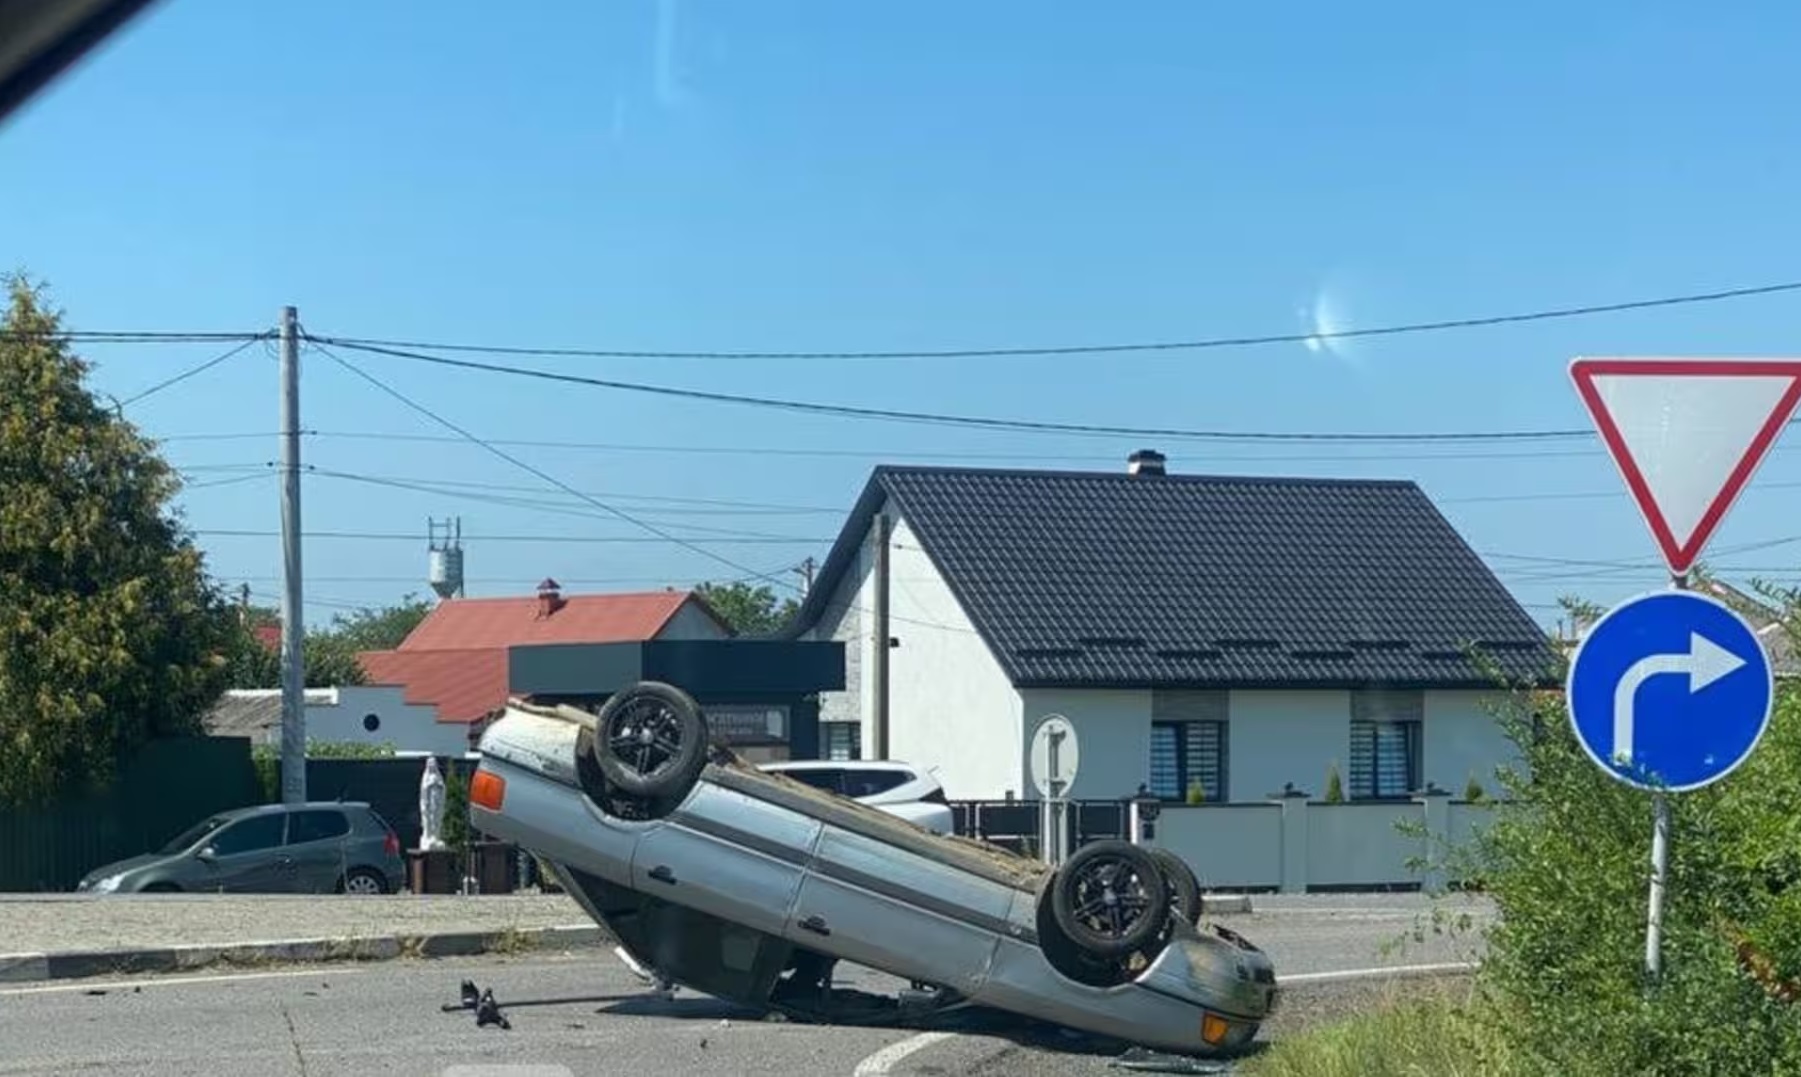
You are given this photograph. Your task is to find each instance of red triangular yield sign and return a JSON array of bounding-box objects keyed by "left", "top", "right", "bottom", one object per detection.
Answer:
[{"left": 1569, "top": 357, "right": 1801, "bottom": 576}]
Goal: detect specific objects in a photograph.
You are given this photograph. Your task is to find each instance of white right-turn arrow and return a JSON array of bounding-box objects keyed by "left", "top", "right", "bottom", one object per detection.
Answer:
[{"left": 1612, "top": 631, "right": 1746, "bottom": 765}]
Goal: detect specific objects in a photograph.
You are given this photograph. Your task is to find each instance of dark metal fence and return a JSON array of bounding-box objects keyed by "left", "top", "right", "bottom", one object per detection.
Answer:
[
  {"left": 0, "top": 737, "right": 263, "bottom": 892},
  {"left": 947, "top": 799, "right": 1129, "bottom": 857}
]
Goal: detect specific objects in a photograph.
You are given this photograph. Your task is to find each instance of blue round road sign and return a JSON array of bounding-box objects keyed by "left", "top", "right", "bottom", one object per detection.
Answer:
[{"left": 1565, "top": 589, "right": 1773, "bottom": 793}]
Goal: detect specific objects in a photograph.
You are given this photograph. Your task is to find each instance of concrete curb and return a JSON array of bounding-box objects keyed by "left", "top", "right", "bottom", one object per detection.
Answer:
[
  {"left": 1199, "top": 893, "right": 1254, "bottom": 915},
  {"left": 0, "top": 924, "right": 605, "bottom": 985}
]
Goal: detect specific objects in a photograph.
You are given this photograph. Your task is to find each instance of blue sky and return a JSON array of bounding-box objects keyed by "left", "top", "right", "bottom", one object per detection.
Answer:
[{"left": 6, "top": 0, "right": 1801, "bottom": 629}]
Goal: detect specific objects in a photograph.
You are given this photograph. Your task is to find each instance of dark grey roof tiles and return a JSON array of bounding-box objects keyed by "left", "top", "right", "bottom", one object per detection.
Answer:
[{"left": 791, "top": 465, "right": 1556, "bottom": 689}]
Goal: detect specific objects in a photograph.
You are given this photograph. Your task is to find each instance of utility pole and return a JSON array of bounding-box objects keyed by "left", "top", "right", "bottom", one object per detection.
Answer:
[
  {"left": 278, "top": 306, "right": 307, "bottom": 805},
  {"left": 794, "top": 556, "right": 816, "bottom": 599}
]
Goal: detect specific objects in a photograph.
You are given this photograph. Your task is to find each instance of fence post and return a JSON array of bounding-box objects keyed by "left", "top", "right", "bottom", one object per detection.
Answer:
[
  {"left": 1269, "top": 783, "right": 1311, "bottom": 894},
  {"left": 1414, "top": 784, "right": 1453, "bottom": 892}
]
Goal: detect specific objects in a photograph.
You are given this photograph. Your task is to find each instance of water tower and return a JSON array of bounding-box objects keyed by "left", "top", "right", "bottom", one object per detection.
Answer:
[{"left": 428, "top": 517, "right": 465, "bottom": 601}]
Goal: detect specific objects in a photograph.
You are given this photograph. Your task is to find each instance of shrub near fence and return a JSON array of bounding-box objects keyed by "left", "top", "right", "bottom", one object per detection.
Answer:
[{"left": 0, "top": 737, "right": 263, "bottom": 892}]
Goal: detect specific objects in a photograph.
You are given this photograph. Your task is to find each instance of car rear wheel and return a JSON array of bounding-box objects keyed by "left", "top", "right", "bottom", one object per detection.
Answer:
[
  {"left": 592, "top": 681, "right": 710, "bottom": 801},
  {"left": 1147, "top": 847, "right": 1202, "bottom": 925},
  {"left": 340, "top": 867, "right": 388, "bottom": 895},
  {"left": 1050, "top": 839, "right": 1170, "bottom": 960}
]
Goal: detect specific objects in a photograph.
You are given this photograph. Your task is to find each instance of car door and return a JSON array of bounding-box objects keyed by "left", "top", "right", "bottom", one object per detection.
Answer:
[
  {"left": 787, "top": 823, "right": 1013, "bottom": 994},
  {"left": 199, "top": 812, "right": 290, "bottom": 892},
  {"left": 629, "top": 780, "right": 822, "bottom": 939},
  {"left": 283, "top": 809, "right": 352, "bottom": 892}
]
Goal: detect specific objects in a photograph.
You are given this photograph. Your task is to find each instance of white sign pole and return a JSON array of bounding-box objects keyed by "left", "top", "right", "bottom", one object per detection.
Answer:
[{"left": 1644, "top": 569, "right": 1687, "bottom": 978}]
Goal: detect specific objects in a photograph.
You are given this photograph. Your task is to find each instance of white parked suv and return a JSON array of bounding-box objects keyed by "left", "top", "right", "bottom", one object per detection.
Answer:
[{"left": 757, "top": 760, "right": 955, "bottom": 835}]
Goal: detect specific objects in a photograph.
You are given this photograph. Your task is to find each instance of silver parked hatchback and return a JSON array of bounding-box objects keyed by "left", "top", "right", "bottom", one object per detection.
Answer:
[
  {"left": 76, "top": 801, "right": 405, "bottom": 895},
  {"left": 469, "top": 681, "right": 1278, "bottom": 1057}
]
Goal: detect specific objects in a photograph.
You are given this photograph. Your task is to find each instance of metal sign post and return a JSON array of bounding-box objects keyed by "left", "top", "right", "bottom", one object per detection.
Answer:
[
  {"left": 1566, "top": 356, "right": 1801, "bottom": 978},
  {"left": 1029, "top": 715, "right": 1080, "bottom": 867}
]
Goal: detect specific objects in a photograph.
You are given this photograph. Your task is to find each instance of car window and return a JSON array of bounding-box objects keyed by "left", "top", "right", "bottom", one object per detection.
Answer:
[
  {"left": 842, "top": 769, "right": 913, "bottom": 797},
  {"left": 287, "top": 809, "right": 350, "bottom": 844},
  {"left": 160, "top": 815, "right": 230, "bottom": 855},
  {"left": 208, "top": 813, "right": 286, "bottom": 856},
  {"left": 781, "top": 768, "right": 844, "bottom": 794}
]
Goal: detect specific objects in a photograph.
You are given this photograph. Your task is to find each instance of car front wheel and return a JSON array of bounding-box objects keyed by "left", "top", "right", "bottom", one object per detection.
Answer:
[{"left": 1049, "top": 839, "right": 1171, "bottom": 960}]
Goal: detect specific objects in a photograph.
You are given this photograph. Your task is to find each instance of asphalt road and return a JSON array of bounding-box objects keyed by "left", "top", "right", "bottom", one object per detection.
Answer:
[{"left": 0, "top": 894, "right": 1492, "bottom": 1077}]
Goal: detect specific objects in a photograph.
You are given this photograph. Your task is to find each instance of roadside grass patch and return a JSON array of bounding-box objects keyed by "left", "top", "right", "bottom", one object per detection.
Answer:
[{"left": 1244, "top": 981, "right": 1515, "bottom": 1077}]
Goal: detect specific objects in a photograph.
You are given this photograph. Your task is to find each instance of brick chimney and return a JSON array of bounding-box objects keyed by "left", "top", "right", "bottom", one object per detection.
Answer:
[
  {"left": 535, "top": 577, "right": 565, "bottom": 619},
  {"left": 1127, "top": 448, "right": 1167, "bottom": 476}
]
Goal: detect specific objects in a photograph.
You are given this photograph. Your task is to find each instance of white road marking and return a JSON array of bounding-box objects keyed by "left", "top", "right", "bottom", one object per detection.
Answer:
[
  {"left": 1280, "top": 961, "right": 1476, "bottom": 985},
  {"left": 0, "top": 966, "right": 367, "bottom": 997},
  {"left": 853, "top": 1031, "right": 956, "bottom": 1076}
]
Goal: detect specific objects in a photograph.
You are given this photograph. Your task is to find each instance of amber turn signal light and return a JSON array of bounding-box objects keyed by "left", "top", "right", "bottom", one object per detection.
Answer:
[
  {"left": 470, "top": 768, "right": 506, "bottom": 811},
  {"left": 1201, "top": 1012, "right": 1231, "bottom": 1045}
]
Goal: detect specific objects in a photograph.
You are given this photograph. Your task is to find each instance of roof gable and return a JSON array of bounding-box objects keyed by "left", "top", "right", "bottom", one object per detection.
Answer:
[
  {"left": 395, "top": 590, "right": 714, "bottom": 652},
  {"left": 787, "top": 464, "right": 1556, "bottom": 689}
]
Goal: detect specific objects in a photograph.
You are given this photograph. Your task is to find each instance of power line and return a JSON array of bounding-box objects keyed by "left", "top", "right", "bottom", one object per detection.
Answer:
[
  {"left": 195, "top": 527, "right": 830, "bottom": 545},
  {"left": 306, "top": 467, "right": 841, "bottom": 516},
  {"left": 312, "top": 278, "right": 1801, "bottom": 360},
  {"left": 164, "top": 428, "right": 1618, "bottom": 463},
  {"left": 305, "top": 337, "right": 981, "bottom": 637},
  {"left": 0, "top": 330, "right": 269, "bottom": 344},
  {"left": 304, "top": 338, "right": 817, "bottom": 588},
  {"left": 119, "top": 337, "right": 270, "bottom": 407},
  {"left": 304, "top": 468, "right": 836, "bottom": 541},
  {"left": 313, "top": 337, "right": 1597, "bottom": 444}
]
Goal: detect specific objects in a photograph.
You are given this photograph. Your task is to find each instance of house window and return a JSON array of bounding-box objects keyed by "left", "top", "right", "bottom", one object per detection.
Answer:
[
  {"left": 1350, "top": 690, "right": 1424, "bottom": 799},
  {"left": 822, "top": 722, "right": 862, "bottom": 761},
  {"left": 1149, "top": 690, "right": 1229, "bottom": 801}
]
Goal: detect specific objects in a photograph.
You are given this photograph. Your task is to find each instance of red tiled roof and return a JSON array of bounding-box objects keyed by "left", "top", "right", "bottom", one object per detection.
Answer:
[
  {"left": 359, "top": 648, "right": 510, "bottom": 724},
  {"left": 394, "top": 590, "right": 710, "bottom": 651}
]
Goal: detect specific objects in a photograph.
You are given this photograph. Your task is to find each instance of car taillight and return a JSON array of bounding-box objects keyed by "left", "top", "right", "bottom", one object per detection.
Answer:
[{"left": 383, "top": 830, "right": 399, "bottom": 857}]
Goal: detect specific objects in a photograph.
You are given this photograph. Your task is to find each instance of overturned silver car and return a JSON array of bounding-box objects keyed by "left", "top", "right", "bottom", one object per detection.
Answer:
[{"left": 468, "top": 681, "right": 1278, "bottom": 1056}]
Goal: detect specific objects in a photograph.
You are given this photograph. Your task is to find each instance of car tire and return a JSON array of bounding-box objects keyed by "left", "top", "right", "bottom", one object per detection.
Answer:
[
  {"left": 340, "top": 867, "right": 388, "bottom": 896},
  {"left": 1147, "top": 847, "right": 1202, "bottom": 924},
  {"left": 592, "top": 680, "right": 710, "bottom": 801},
  {"left": 1050, "top": 839, "right": 1171, "bottom": 960}
]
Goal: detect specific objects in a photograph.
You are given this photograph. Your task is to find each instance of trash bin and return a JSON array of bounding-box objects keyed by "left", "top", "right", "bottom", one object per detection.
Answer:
[
  {"left": 406, "top": 848, "right": 456, "bottom": 894},
  {"left": 471, "top": 841, "right": 515, "bottom": 894}
]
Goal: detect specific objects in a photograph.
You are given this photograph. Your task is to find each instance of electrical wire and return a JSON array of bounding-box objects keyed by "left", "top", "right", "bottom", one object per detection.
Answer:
[
  {"left": 304, "top": 336, "right": 982, "bottom": 636},
  {"left": 194, "top": 528, "right": 825, "bottom": 545},
  {"left": 312, "top": 336, "right": 1598, "bottom": 444},
  {"left": 0, "top": 330, "right": 269, "bottom": 344},
  {"left": 312, "top": 278, "right": 1801, "bottom": 360},
  {"left": 304, "top": 468, "right": 837, "bottom": 541},
  {"left": 119, "top": 336, "right": 269, "bottom": 407}
]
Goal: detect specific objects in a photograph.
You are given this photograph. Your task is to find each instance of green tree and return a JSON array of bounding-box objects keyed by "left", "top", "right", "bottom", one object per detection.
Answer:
[
  {"left": 695, "top": 580, "right": 800, "bottom": 637},
  {"left": 1323, "top": 760, "right": 1345, "bottom": 803},
  {"left": 0, "top": 278, "right": 237, "bottom": 806},
  {"left": 220, "top": 593, "right": 431, "bottom": 689},
  {"left": 220, "top": 603, "right": 369, "bottom": 688}
]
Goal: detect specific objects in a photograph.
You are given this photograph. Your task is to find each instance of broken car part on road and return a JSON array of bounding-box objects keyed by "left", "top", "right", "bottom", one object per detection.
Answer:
[{"left": 468, "top": 680, "right": 1280, "bottom": 1058}]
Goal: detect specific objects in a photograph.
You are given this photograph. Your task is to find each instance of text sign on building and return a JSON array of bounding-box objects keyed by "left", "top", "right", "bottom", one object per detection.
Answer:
[{"left": 704, "top": 705, "right": 788, "bottom": 743}]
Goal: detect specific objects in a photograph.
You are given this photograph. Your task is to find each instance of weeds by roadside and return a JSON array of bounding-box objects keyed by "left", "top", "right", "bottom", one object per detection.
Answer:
[{"left": 1243, "top": 980, "right": 1516, "bottom": 1077}]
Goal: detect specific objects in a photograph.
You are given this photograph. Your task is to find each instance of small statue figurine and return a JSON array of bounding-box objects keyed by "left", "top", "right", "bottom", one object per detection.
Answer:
[{"left": 419, "top": 756, "right": 447, "bottom": 851}]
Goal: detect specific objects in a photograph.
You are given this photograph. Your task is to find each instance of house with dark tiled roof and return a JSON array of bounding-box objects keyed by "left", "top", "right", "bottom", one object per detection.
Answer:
[
  {"left": 359, "top": 580, "right": 733, "bottom": 745},
  {"left": 779, "top": 450, "right": 1559, "bottom": 804}
]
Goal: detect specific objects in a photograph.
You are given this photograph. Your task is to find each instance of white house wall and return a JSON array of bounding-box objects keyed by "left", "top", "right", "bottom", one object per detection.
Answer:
[
  {"left": 657, "top": 599, "right": 734, "bottom": 641},
  {"left": 1016, "top": 688, "right": 1151, "bottom": 801},
  {"left": 307, "top": 686, "right": 467, "bottom": 756},
  {"left": 1228, "top": 690, "right": 1351, "bottom": 802},
  {"left": 1423, "top": 690, "right": 1522, "bottom": 798},
  {"left": 886, "top": 512, "right": 1022, "bottom": 800},
  {"left": 809, "top": 528, "right": 871, "bottom": 727}
]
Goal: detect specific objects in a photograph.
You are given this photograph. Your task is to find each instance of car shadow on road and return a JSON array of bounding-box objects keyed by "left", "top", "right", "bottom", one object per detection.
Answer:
[{"left": 590, "top": 989, "right": 1266, "bottom": 1071}]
